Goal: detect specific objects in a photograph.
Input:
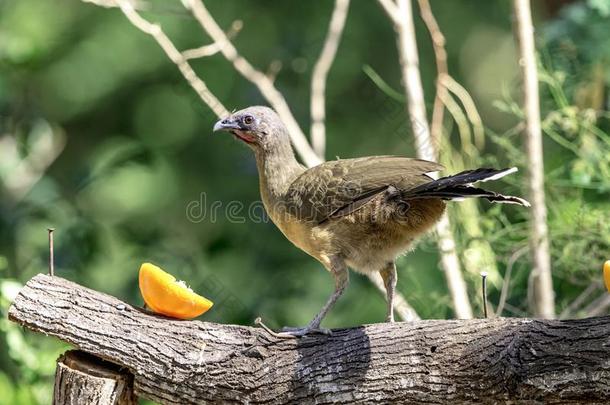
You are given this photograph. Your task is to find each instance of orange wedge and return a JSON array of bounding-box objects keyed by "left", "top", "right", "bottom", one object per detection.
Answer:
[
  {"left": 138, "top": 262, "right": 213, "bottom": 319},
  {"left": 604, "top": 260, "right": 610, "bottom": 291}
]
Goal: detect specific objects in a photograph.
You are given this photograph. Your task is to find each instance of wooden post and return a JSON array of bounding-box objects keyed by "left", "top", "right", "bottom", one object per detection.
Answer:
[{"left": 54, "top": 350, "right": 136, "bottom": 405}]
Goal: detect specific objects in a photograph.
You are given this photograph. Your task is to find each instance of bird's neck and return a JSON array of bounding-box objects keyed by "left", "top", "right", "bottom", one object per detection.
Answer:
[{"left": 254, "top": 142, "right": 304, "bottom": 202}]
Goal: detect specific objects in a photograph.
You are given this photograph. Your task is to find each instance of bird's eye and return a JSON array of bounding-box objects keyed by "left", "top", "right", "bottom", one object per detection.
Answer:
[{"left": 243, "top": 115, "right": 254, "bottom": 125}]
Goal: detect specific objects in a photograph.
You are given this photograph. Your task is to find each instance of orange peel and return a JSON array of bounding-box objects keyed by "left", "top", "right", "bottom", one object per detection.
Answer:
[
  {"left": 138, "top": 262, "right": 213, "bottom": 319},
  {"left": 604, "top": 260, "right": 610, "bottom": 291}
]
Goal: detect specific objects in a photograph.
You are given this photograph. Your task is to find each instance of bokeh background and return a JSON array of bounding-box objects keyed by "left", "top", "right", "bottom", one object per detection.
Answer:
[{"left": 1, "top": 0, "right": 610, "bottom": 403}]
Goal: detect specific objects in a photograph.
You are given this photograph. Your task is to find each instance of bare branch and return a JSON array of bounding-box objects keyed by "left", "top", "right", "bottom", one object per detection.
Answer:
[
  {"left": 379, "top": 0, "right": 473, "bottom": 319},
  {"left": 115, "top": 0, "right": 229, "bottom": 118},
  {"left": 503, "top": 302, "right": 528, "bottom": 317},
  {"left": 417, "top": 0, "right": 484, "bottom": 152},
  {"left": 182, "top": 43, "right": 221, "bottom": 60},
  {"left": 392, "top": 0, "right": 433, "bottom": 161},
  {"left": 183, "top": 20, "right": 243, "bottom": 60},
  {"left": 183, "top": 0, "right": 323, "bottom": 167},
  {"left": 417, "top": 1, "right": 502, "bottom": 298},
  {"left": 496, "top": 246, "right": 528, "bottom": 317},
  {"left": 583, "top": 293, "right": 610, "bottom": 318},
  {"left": 266, "top": 60, "right": 283, "bottom": 83},
  {"left": 560, "top": 282, "right": 602, "bottom": 319},
  {"left": 0, "top": 124, "right": 66, "bottom": 202},
  {"left": 310, "top": 0, "right": 351, "bottom": 158},
  {"left": 377, "top": 0, "right": 400, "bottom": 24},
  {"left": 441, "top": 75, "right": 485, "bottom": 151},
  {"left": 83, "top": 0, "right": 143, "bottom": 9},
  {"left": 439, "top": 89, "right": 474, "bottom": 158},
  {"left": 416, "top": 0, "right": 446, "bottom": 147},
  {"left": 513, "top": 0, "right": 555, "bottom": 318},
  {"left": 435, "top": 216, "right": 473, "bottom": 318}
]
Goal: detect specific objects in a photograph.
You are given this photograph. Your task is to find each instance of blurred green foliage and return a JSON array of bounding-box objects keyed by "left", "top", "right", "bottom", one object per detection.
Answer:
[{"left": 1, "top": 0, "right": 609, "bottom": 403}]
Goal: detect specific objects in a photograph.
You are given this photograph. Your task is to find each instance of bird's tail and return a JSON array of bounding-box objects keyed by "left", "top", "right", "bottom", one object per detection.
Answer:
[{"left": 404, "top": 167, "right": 530, "bottom": 206}]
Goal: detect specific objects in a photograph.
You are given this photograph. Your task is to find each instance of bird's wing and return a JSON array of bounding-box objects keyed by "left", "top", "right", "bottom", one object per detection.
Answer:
[{"left": 284, "top": 156, "right": 443, "bottom": 223}]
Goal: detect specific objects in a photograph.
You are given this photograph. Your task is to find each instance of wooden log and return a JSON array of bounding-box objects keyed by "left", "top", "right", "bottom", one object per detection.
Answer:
[
  {"left": 8, "top": 274, "right": 610, "bottom": 404},
  {"left": 54, "top": 350, "right": 137, "bottom": 405}
]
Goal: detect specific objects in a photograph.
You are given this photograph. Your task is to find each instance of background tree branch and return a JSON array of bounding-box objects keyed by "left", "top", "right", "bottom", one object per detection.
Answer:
[
  {"left": 183, "top": 0, "right": 323, "bottom": 167},
  {"left": 513, "top": 0, "right": 555, "bottom": 318},
  {"left": 116, "top": 0, "right": 229, "bottom": 118},
  {"left": 310, "top": 0, "right": 351, "bottom": 158},
  {"left": 416, "top": 0, "right": 446, "bottom": 146},
  {"left": 378, "top": 0, "right": 473, "bottom": 319},
  {"left": 0, "top": 123, "right": 66, "bottom": 203},
  {"left": 416, "top": 0, "right": 503, "bottom": 302}
]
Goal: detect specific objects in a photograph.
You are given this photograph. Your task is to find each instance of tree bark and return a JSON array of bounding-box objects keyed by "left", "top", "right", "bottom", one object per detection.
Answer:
[
  {"left": 54, "top": 350, "right": 137, "bottom": 405},
  {"left": 9, "top": 274, "right": 610, "bottom": 404}
]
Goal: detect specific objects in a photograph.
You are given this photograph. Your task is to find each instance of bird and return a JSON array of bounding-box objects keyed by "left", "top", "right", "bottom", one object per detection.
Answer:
[{"left": 213, "top": 106, "right": 530, "bottom": 337}]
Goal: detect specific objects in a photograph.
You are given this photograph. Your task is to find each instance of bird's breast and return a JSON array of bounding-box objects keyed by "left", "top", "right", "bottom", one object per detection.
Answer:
[{"left": 259, "top": 189, "right": 320, "bottom": 258}]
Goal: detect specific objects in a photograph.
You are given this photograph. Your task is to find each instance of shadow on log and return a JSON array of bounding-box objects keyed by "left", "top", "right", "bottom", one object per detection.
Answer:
[{"left": 8, "top": 274, "right": 610, "bottom": 404}]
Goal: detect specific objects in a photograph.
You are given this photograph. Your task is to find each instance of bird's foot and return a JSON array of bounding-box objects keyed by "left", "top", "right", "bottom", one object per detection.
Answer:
[
  {"left": 385, "top": 315, "right": 395, "bottom": 323},
  {"left": 278, "top": 325, "right": 332, "bottom": 338},
  {"left": 254, "top": 317, "right": 330, "bottom": 339}
]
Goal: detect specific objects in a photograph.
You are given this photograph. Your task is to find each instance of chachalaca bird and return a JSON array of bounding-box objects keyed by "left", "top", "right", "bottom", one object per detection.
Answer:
[{"left": 213, "top": 106, "right": 529, "bottom": 337}]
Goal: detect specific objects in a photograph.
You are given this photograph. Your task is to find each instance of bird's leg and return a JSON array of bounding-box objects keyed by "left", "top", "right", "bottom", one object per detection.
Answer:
[
  {"left": 280, "top": 259, "right": 349, "bottom": 337},
  {"left": 379, "top": 262, "right": 397, "bottom": 323}
]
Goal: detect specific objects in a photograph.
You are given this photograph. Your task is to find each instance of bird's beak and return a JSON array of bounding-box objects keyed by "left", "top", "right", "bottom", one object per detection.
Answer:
[{"left": 213, "top": 117, "right": 241, "bottom": 132}]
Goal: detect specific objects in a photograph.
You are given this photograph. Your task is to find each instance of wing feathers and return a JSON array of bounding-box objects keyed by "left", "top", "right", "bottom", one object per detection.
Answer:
[
  {"left": 284, "top": 159, "right": 526, "bottom": 224},
  {"left": 286, "top": 156, "right": 441, "bottom": 223}
]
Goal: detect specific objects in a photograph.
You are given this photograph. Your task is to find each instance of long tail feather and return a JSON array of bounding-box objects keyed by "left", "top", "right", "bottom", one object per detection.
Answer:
[{"left": 405, "top": 167, "right": 530, "bottom": 207}]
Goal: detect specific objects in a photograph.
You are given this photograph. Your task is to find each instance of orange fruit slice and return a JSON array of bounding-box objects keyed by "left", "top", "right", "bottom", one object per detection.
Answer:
[
  {"left": 604, "top": 260, "right": 610, "bottom": 291},
  {"left": 138, "top": 262, "right": 213, "bottom": 319}
]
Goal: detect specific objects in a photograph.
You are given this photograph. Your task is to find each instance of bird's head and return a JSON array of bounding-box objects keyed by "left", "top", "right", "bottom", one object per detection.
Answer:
[{"left": 213, "top": 106, "right": 289, "bottom": 153}]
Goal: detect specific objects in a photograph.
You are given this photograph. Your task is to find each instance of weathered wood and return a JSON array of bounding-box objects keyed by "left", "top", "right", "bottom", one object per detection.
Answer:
[
  {"left": 8, "top": 274, "right": 610, "bottom": 404},
  {"left": 54, "top": 350, "right": 137, "bottom": 405}
]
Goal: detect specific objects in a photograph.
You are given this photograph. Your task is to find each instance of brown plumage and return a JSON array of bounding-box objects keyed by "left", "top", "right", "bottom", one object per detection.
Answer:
[{"left": 214, "top": 106, "right": 529, "bottom": 337}]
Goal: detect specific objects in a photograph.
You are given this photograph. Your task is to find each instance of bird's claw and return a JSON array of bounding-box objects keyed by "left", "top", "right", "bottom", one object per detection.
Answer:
[
  {"left": 254, "top": 317, "right": 331, "bottom": 339},
  {"left": 279, "top": 325, "right": 332, "bottom": 337}
]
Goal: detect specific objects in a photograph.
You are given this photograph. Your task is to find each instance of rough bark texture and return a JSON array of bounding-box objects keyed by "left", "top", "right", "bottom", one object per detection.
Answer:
[
  {"left": 54, "top": 350, "right": 137, "bottom": 404},
  {"left": 9, "top": 274, "right": 610, "bottom": 404}
]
